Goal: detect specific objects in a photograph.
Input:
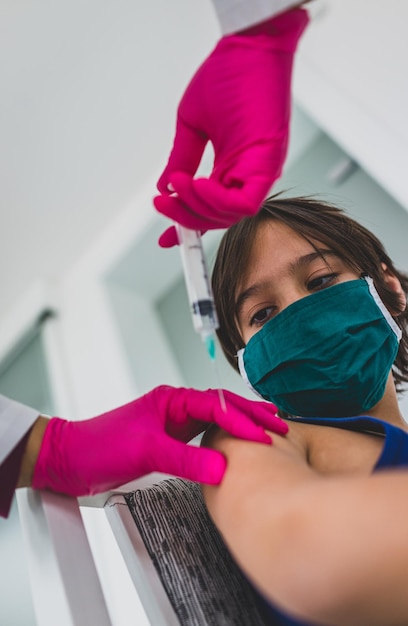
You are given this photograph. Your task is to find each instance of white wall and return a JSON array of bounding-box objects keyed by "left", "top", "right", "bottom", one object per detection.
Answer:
[
  {"left": 0, "top": 0, "right": 220, "bottom": 319},
  {"left": 294, "top": 0, "right": 408, "bottom": 211}
]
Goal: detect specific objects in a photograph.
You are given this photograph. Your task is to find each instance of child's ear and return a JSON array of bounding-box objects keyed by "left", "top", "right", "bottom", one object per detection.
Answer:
[{"left": 381, "top": 263, "right": 406, "bottom": 314}]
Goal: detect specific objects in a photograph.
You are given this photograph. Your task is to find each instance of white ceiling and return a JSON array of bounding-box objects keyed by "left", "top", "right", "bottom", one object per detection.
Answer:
[{"left": 0, "top": 0, "right": 220, "bottom": 317}]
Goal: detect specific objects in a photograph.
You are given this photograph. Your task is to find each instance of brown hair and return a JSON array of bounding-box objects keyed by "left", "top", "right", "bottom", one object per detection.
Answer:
[{"left": 212, "top": 195, "right": 408, "bottom": 393}]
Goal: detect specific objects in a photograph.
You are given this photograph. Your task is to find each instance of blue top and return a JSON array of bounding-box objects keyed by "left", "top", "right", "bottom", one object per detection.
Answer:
[{"left": 254, "top": 415, "right": 408, "bottom": 626}]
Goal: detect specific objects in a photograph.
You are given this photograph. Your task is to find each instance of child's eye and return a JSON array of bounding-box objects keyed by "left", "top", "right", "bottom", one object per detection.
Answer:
[
  {"left": 308, "top": 273, "right": 338, "bottom": 291},
  {"left": 250, "top": 306, "right": 276, "bottom": 327}
]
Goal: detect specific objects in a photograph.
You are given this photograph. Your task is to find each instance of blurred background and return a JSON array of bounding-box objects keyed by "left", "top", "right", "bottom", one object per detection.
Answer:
[{"left": 1, "top": 1, "right": 407, "bottom": 624}]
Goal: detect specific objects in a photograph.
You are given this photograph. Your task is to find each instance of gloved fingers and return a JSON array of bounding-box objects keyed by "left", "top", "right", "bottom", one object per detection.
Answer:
[
  {"left": 221, "top": 391, "right": 288, "bottom": 435},
  {"left": 219, "top": 138, "right": 288, "bottom": 194},
  {"left": 247, "top": 409, "right": 288, "bottom": 435},
  {"left": 191, "top": 176, "right": 272, "bottom": 221},
  {"left": 156, "top": 118, "right": 207, "bottom": 194},
  {"left": 154, "top": 189, "right": 226, "bottom": 231},
  {"left": 151, "top": 435, "right": 227, "bottom": 485},
  {"left": 169, "top": 172, "right": 237, "bottom": 224},
  {"left": 189, "top": 135, "right": 291, "bottom": 219},
  {"left": 155, "top": 170, "right": 275, "bottom": 231},
  {"left": 212, "top": 400, "right": 273, "bottom": 444},
  {"left": 212, "top": 395, "right": 287, "bottom": 443},
  {"left": 165, "top": 387, "right": 284, "bottom": 445}
]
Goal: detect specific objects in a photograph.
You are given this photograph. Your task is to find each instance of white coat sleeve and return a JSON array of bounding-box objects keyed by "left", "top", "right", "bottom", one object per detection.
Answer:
[
  {"left": 0, "top": 395, "right": 39, "bottom": 517},
  {"left": 211, "top": 0, "right": 301, "bottom": 35},
  {"left": 0, "top": 395, "right": 39, "bottom": 465}
]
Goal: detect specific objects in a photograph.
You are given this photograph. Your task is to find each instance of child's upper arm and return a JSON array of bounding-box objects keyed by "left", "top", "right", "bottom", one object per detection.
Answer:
[{"left": 201, "top": 425, "right": 408, "bottom": 626}]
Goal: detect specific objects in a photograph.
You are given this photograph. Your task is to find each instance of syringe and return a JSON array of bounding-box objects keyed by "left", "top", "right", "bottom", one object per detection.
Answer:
[
  {"left": 176, "top": 224, "right": 218, "bottom": 355},
  {"left": 175, "top": 224, "right": 226, "bottom": 411}
]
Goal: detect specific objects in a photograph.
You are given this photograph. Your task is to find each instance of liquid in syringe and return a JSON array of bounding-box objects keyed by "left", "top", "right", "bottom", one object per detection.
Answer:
[{"left": 175, "top": 224, "right": 226, "bottom": 411}]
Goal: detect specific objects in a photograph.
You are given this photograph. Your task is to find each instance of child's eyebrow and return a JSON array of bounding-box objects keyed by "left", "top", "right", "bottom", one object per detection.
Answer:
[
  {"left": 235, "top": 281, "right": 270, "bottom": 318},
  {"left": 287, "top": 249, "right": 338, "bottom": 273},
  {"left": 235, "top": 249, "right": 338, "bottom": 318}
]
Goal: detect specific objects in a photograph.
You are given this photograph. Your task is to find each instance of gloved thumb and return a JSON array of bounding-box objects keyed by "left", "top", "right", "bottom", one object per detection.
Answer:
[
  {"left": 157, "top": 118, "right": 207, "bottom": 194},
  {"left": 157, "top": 224, "right": 208, "bottom": 248},
  {"left": 153, "top": 437, "right": 227, "bottom": 485},
  {"left": 158, "top": 224, "right": 179, "bottom": 248}
]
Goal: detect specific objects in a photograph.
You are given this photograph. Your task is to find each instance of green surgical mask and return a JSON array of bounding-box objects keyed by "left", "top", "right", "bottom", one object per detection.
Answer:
[{"left": 237, "top": 277, "right": 401, "bottom": 418}]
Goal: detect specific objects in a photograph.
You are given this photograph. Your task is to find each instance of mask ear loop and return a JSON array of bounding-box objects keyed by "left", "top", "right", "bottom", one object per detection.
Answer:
[
  {"left": 364, "top": 276, "right": 402, "bottom": 341},
  {"left": 236, "top": 348, "right": 265, "bottom": 400}
]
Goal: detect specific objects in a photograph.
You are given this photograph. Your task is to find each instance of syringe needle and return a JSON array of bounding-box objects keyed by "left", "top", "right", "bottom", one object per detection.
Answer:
[
  {"left": 210, "top": 340, "right": 227, "bottom": 413},
  {"left": 218, "top": 388, "right": 227, "bottom": 413}
]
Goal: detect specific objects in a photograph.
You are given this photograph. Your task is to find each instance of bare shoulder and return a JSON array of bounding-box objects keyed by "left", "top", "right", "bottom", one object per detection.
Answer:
[
  {"left": 202, "top": 415, "right": 386, "bottom": 490},
  {"left": 201, "top": 421, "right": 312, "bottom": 522},
  {"left": 202, "top": 420, "right": 308, "bottom": 470}
]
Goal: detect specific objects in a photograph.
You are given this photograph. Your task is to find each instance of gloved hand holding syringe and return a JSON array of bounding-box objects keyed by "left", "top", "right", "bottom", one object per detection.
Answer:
[{"left": 175, "top": 224, "right": 227, "bottom": 411}]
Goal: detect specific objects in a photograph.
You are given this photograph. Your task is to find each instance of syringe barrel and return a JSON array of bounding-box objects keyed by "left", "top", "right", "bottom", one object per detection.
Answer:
[{"left": 176, "top": 224, "right": 219, "bottom": 337}]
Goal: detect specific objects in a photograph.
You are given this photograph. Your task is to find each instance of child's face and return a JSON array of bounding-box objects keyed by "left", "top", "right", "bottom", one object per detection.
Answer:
[{"left": 235, "top": 220, "right": 360, "bottom": 344}]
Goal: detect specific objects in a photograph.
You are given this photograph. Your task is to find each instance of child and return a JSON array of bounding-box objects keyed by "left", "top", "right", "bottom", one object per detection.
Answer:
[{"left": 203, "top": 195, "right": 408, "bottom": 626}]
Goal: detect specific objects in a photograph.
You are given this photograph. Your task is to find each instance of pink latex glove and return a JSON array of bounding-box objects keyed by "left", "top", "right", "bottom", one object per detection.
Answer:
[
  {"left": 32, "top": 385, "right": 287, "bottom": 496},
  {"left": 154, "top": 7, "right": 309, "bottom": 248}
]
